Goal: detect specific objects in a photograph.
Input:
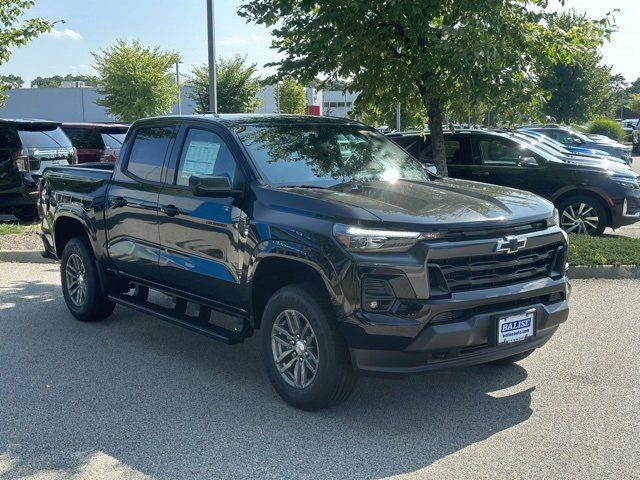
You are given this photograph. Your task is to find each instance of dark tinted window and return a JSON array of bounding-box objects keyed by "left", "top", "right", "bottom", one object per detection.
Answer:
[
  {"left": 126, "top": 126, "right": 174, "bottom": 182},
  {"left": 0, "top": 125, "right": 21, "bottom": 149},
  {"left": 175, "top": 129, "right": 236, "bottom": 186},
  {"left": 63, "top": 127, "right": 103, "bottom": 149},
  {"left": 478, "top": 138, "right": 526, "bottom": 166},
  {"left": 17, "top": 126, "right": 72, "bottom": 148},
  {"left": 101, "top": 132, "right": 125, "bottom": 148}
]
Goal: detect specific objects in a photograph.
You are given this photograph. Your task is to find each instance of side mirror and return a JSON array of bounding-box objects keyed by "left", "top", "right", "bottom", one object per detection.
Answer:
[
  {"left": 519, "top": 157, "right": 541, "bottom": 168},
  {"left": 573, "top": 138, "right": 583, "bottom": 145},
  {"left": 189, "top": 174, "right": 242, "bottom": 197},
  {"left": 423, "top": 163, "right": 438, "bottom": 175}
]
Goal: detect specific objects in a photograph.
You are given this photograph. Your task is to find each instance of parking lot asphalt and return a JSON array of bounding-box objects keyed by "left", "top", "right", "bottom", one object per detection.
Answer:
[{"left": 0, "top": 262, "right": 638, "bottom": 479}]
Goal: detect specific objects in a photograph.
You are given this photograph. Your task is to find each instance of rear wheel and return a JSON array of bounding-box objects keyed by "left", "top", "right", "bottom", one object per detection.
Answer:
[
  {"left": 61, "top": 237, "right": 115, "bottom": 322},
  {"left": 261, "top": 284, "right": 357, "bottom": 410},
  {"left": 557, "top": 195, "right": 607, "bottom": 236}
]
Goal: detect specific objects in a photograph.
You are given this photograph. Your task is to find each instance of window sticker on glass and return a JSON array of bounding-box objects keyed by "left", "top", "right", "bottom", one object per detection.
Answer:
[{"left": 181, "top": 140, "right": 221, "bottom": 178}]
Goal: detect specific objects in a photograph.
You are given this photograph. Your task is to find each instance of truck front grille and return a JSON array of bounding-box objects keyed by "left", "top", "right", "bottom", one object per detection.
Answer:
[{"left": 435, "top": 244, "right": 562, "bottom": 292}]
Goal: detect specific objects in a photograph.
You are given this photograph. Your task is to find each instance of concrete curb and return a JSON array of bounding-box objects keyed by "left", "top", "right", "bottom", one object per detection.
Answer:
[
  {"left": 569, "top": 265, "right": 640, "bottom": 279},
  {"left": 0, "top": 250, "right": 56, "bottom": 264}
]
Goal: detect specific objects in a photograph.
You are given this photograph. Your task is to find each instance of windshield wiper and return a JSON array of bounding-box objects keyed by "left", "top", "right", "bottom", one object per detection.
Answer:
[{"left": 275, "top": 184, "right": 327, "bottom": 189}]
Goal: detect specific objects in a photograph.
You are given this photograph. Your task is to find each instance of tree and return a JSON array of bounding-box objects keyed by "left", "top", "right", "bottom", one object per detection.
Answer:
[
  {"left": 538, "top": 11, "right": 618, "bottom": 124},
  {"left": 239, "top": 1, "right": 612, "bottom": 175},
  {"left": 31, "top": 74, "right": 98, "bottom": 88},
  {"left": 92, "top": 40, "right": 179, "bottom": 122},
  {"left": 187, "top": 55, "right": 262, "bottom": 114},
  {"left": 627, "top": 94, "right": 640, "bottom": 118},
  {"left": 0, "top": 1, "right": 54, "bottom": 102},
  {"left": 276, "top": 79, "right": 306, "bottom": 114},
  {"left": 0, "top": 74, "right": 24, "bottom": 89}
]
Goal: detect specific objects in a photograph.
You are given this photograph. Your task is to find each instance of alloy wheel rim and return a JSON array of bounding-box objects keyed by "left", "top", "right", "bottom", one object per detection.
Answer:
[
  {"left": 271, "top": 309, "right": 319, "bottom": 389},
  {"left": 65, "top": 253, "right": 88, "bottom": 306},
  {"left": 561, "top": 203, "right": 599, "bottom": 235}
]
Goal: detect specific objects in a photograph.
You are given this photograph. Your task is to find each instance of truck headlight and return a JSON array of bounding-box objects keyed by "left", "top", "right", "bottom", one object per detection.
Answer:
[
  {"left": 333, "top": 224, "right": 438, "bottom": 252},
  {"left": 547, "top": 208, "right": 560, "bottom": 227}
]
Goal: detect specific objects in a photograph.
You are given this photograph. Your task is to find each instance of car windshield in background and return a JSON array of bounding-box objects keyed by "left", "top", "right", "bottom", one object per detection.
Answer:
[
  {"left": 236, "top": 124, "right": 430, "bottom": 188},
  {"left": 101, "top": 132, "right": 126, "bottom": 148},
  {"left": 17, "top": 126, "right": 72, "bottom": 148}
]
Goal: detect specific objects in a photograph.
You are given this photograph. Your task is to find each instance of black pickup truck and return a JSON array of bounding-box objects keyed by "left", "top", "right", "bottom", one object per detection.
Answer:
[{"left": 40, "top": 114, "right": 570, "bottom": 410}]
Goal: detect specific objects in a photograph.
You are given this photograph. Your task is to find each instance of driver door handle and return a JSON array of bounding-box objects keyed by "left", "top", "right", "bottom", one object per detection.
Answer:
[
  {"left": 111, "top": 197, "right": 127, "bottom": 208},
  {"left": 161, "top": 204, "right": 181, "bottom": 217}
]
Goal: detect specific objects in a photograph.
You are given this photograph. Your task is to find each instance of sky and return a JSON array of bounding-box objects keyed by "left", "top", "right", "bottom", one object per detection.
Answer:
[{"left": 1, "top": 0, "right": 639, "bottom": 86}]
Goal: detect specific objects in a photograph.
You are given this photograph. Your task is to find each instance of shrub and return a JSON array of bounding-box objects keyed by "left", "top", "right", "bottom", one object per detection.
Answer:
[{"left": 586, "top": 117, "right": 625, "bottom": 142}]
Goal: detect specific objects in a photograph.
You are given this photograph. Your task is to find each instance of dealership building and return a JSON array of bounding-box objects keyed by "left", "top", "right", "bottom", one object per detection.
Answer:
[{"left": 0, "top": 84, "right": 359, "bottom": 122}]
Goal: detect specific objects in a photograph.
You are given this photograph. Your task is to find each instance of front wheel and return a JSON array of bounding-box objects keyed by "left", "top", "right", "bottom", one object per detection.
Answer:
[
  {"left": 261, "top": 284, "right": 357, "bottom": 410},
  {"left": 557, "top": 196, "right": 607, "bottom": 236},
  {"left": 61, "top": 237, "right": 115, "bottom": 322}
]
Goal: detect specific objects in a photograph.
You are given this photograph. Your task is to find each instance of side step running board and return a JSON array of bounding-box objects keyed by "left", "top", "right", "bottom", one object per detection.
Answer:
[{"left": 108, "top": 294, "right": 247, "bottom": 344}]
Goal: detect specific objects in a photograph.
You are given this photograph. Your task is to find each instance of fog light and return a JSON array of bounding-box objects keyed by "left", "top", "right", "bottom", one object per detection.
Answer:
[{"left": 368, "top": 301, "right": 379, "bottom": 309}]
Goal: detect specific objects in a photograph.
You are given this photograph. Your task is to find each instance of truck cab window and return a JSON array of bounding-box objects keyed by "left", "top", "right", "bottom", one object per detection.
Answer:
[
  {"left": 175, "top": 129, "right": 236, "bottom": 186},
  {"left": 126, "top": 126, "right": 175, "bottom": 182}
]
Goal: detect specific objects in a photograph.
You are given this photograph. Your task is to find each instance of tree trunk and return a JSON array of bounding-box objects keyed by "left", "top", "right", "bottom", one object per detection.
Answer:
[{"left": 427, "top": 97, "right": 448, "bottom": 176}]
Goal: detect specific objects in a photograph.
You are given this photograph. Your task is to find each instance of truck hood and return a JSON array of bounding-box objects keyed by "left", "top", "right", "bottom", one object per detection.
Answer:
[{"left": 278, "top": 178, "right": 554, "bottom": 228}]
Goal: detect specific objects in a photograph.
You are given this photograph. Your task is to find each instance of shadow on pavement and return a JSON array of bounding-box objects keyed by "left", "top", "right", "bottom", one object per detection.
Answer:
[{"left": 0, "top": 276, "right": 533, "bottom": 479}]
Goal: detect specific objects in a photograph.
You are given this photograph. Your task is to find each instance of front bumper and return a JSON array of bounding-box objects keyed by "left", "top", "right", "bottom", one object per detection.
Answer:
[
  {"left": 337, "top": 227, "right": 570, "bottom": 376},
  {"left": 611, "top": 189, "right": 640, "bottom": 228},
  {"left": 348, "top": 287, "right": 568, "bottom": 376}
]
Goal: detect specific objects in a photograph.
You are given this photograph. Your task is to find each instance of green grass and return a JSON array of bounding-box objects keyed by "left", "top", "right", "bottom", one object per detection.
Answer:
[
  {"left": 0, "top": 223, "right": 28, "bottom": 235},
  {"left": 569, "top": 234, "right": 640, "bottom": 266}
]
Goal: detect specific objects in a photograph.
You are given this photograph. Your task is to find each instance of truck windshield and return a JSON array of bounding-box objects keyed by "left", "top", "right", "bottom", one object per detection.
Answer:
[{"left": 236, "top": 124, "right": 430, "bottom": 188}]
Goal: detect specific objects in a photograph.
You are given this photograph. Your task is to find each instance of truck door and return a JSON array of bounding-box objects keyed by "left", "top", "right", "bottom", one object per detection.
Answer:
[
  {"left": 157, "top": 125, "right": 248, "bottom": 309},
  {"left": 105, "top": 125, "right": 176, "bottom": 281}
]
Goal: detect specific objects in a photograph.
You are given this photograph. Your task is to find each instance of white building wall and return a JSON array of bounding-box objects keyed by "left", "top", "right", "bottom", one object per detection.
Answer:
[{"left": 0, "top": 86, "right": 358, "bottom": 121}]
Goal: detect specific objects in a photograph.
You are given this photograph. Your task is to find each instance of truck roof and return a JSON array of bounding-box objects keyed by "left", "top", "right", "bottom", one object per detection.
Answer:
[{"left": 132, "top": 113, "right": 363, "bottom": 128}]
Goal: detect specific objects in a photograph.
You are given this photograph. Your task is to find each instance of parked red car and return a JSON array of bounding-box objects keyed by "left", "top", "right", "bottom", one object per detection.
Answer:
[{"left": 61, "top": 123, "right": 129, "bottom": 163}]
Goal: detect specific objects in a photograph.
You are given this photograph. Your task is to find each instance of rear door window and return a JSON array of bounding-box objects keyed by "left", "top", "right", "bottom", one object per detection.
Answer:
[
  {"left": 101, "top": 131, "right": 126, "bottom": 148},
  {"left": 63, "top": 128, "right": 104, "bottom": 149},
  {"left": 125, "top": 126, "right": 175, "bottom": 182},
  {"left": 17, "top": 126, "right": 73, "bottom": 148}
]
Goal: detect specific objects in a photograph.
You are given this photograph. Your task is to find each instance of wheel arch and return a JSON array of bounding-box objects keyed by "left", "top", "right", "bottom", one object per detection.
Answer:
[{"left": 248, "top": 241, "right": 343, "bottom": 330}]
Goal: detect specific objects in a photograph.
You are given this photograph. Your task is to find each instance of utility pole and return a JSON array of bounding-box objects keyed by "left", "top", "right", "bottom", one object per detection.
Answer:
[
  {"left": 395, "top": 85, "right": 401, "bottom": 132},
  {"left": 207, "top": 0, "right": 218, "bottom": 113},
  {"left": 175, "top": 61, "right": 182, "bottom": 115}
]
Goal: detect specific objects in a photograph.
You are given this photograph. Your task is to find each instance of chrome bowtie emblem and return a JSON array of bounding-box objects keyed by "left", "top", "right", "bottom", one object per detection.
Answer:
[{"left": 495, "top": 236, "right": 526, "bottom": 254}]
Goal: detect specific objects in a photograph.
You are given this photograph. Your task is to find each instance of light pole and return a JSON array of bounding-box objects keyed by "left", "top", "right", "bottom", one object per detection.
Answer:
[
  {"left": 207, "top": 0, "right": 218, "bottom": 114},
  {"left": 175, "top": 61, "right": 183, "bottom": 115},
  {"left": 395, "top": 85, "right": 401, "bottom": 132}
]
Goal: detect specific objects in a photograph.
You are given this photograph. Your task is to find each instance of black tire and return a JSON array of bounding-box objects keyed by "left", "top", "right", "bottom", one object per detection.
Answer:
[
  {"left": 557, "top": 195, "right": 607, "bottom": 236},
  {"left": 488, "top": 348, "right": 536, "bottom": 365},
  {"left": 261, "top": 283, "right": 358, "bottom": 410},
  {"left": 61, "top": 237, "right": 115, "bottom": 322}
]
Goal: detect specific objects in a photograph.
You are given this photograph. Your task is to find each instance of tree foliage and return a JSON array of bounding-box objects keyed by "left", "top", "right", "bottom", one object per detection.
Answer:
[
  {"left": 187, "top": 55, "right": 262, "bottom": 114},
  {"left": 240, "top": 0, "right": 613, "bottom": 175},
  {"left": 627, "top": 94, "right": 640, "bottom": 118},
  {"left": 0, "top": 74, "right": 24, "bottom": 89},
  {"left": 538, "top": 11, "right": 617, "bottom": 124},
  {"left": 30, "top": 73, "right": 98, "bottom": 88},
  {"left": 0, "top": 0, "right": 54, "bottom": 102},
  {"left": 276, "top": 78, "right": 306, "bottom": 114},
  {"left": 92, "top": 40, "right": 179, "bottom": 122}
]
